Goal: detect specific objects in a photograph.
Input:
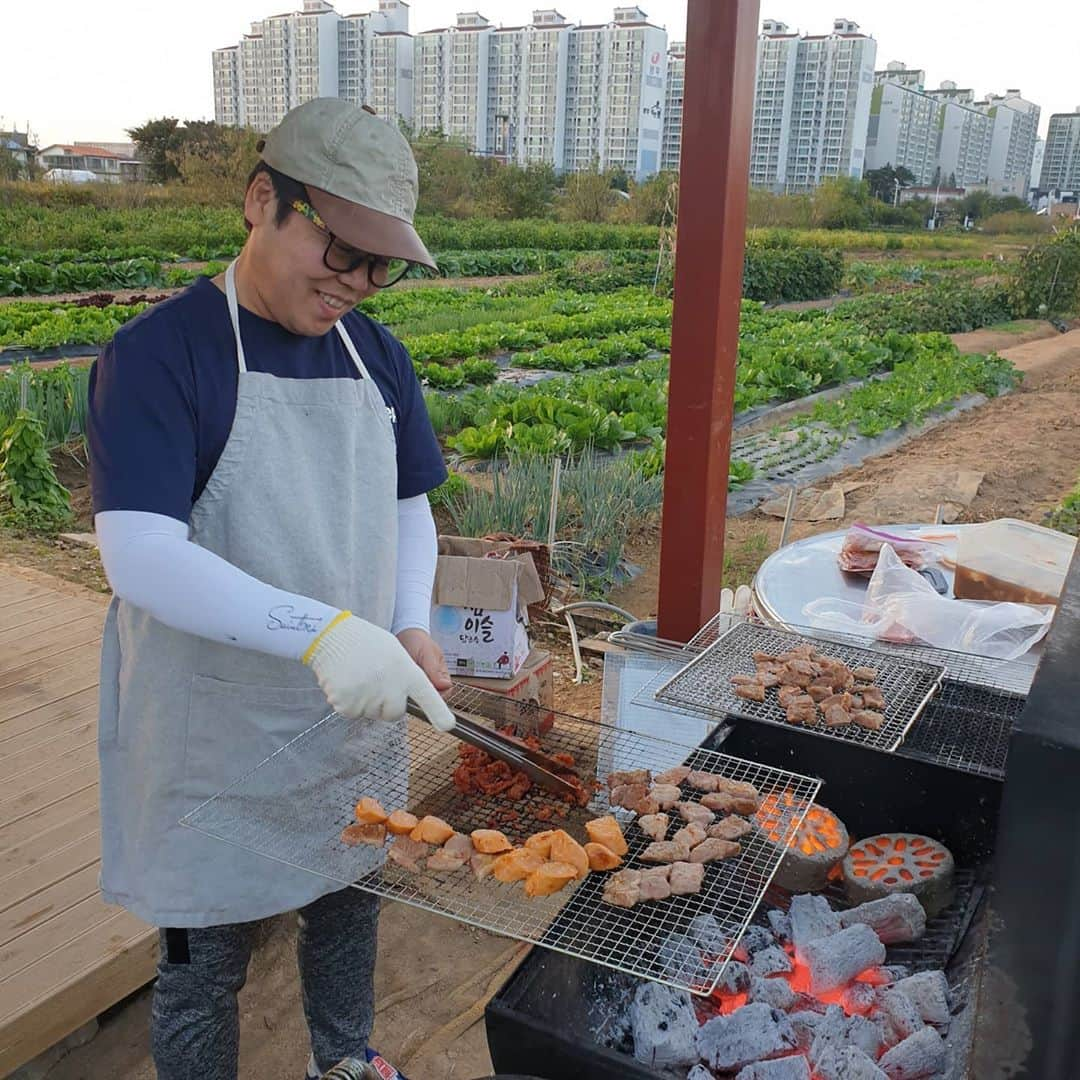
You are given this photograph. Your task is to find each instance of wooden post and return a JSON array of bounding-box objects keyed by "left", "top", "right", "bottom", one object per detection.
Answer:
[{"left": 656, "top": 0, "right": 759, "bottom": 642}]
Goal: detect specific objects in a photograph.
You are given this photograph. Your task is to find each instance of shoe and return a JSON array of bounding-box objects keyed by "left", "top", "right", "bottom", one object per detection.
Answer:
[{"left": 304, "top": 1050, "right": 408, "bottom": 1080}]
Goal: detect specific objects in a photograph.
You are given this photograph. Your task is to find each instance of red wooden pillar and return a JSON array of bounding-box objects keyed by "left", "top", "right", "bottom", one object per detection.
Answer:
[{"left": 656, "top": 0, "right": 760, "bottom": 643}]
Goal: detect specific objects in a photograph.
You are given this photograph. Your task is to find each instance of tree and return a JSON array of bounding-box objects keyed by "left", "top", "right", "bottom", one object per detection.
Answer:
[
  {"left": 170, "top": 126, "right": 262, "bottom": 204},
  {"left": 476, "top": 161, "right": 557, "bottom": 219},
  {"left": 612, "top": 171, "right": 677, "bottom": 225},
  {"left": 811, "top": 176, "right": 872, "bottom": 229},
  {"left": 864, "top": 164, "right": 916, "bottom": 204},
  {"left": 0, "top": 147, "right": 22, "bottom": 182},
  {"left": 948, "top": 172, "right": 957, "bottom": 188},
  {"left": 557, "top": 170, "right": 616, "bottom": 222},
  {"left": 409, "top": 130, "right": 484, "bottom": 216},
  {"left": 127, "top": 117, "right": 182, "bottom": 182}
]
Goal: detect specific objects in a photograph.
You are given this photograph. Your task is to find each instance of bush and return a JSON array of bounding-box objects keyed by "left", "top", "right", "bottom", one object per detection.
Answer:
[
  {"left": 742, "top": 248, "right": 844, "bottom": 302},
  {"left": 981, "top": 211, "right": 1050, "bottom": 236},
  {"left": 831, "top": 281, "right": 1013, "bottom": 334},
  {"left": 1010, "top": 226, "right": 1080, "bottom": 317}
]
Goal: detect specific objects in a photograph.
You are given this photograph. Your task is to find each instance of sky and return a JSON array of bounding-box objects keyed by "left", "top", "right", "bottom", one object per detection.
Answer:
[{"left": 1, "top": 1, "right": 1076, "bottom": 148}]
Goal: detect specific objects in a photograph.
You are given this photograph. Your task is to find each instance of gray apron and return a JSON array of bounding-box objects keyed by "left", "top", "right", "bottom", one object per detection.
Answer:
[{"left": 98, "top": 261, "right": 400, "bottom": 927}]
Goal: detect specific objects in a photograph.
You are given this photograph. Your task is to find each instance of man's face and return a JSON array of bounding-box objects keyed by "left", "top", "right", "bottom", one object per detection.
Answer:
[{"left": 243, "top": 173, "right": 379, "bottom": 336}]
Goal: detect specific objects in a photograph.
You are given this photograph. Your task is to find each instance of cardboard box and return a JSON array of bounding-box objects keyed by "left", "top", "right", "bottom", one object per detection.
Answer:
[
  {"left": 453, "top": 649, "right": 555, "bottom": 735},
  {"left": 430, "top": 536, "right": 545, "bottom": 679}
]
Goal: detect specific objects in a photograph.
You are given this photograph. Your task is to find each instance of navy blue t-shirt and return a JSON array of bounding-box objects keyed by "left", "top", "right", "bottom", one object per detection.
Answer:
[{"left": 88, "top": 275, "right": 447, "bottom": 522}]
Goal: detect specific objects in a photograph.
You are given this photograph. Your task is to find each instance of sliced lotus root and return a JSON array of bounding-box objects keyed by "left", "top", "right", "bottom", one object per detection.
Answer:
[
  {"left": 842, "top": 833, "right": 955, "bottom": 918},
  {"left": 755, "top": 792, "right": 849, "bottom": 893}
]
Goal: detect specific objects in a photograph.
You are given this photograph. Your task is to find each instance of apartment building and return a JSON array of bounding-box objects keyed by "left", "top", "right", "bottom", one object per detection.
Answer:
[
  {"left": 487, "top": 10, "right": 571, "bottom": 167},
  {"left": 866, "top": 63, "right": 939, "bottom": 184},
  {"left": 1040, "top": 108, "right": 1080, "bottom": 194},
  {"left": 562, "top": 7, "right": 667, "bottom": 179},
  {"left": 750, "top": 18, "right": 878, "bottom": 194},
  {"left": 980, "top": 90, "right": 1040, "bottom": 198},
  {"left": 922, "top": 83, "right": 993, "bottom": 188},
  {"left": 214, "top": 0, "right": 412, "bottom": 130},
  {"left": 661, "top": 41, "right": 685, "bottom": 172}
]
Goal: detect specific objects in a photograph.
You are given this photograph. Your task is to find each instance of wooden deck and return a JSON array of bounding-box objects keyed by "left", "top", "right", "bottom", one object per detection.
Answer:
[{"left": 0, "top": 569, "right": 156, "bottom": 1077}]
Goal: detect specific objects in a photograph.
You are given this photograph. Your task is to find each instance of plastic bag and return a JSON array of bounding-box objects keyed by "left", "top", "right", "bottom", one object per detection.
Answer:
[
  {"left": 805, "top": 544, "right": 1054, "bottom": 660},
  {"left": 838, "top": 522, "right": 943, "bottom": 574}
]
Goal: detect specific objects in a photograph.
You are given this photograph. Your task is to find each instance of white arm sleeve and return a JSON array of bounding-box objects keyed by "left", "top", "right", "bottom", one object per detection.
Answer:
[
  {"left": 391, "top": 494, "right": 438, "bottom": 635},
  {"left": 95, "top": 510, "right": 340, "bottom": 659}
]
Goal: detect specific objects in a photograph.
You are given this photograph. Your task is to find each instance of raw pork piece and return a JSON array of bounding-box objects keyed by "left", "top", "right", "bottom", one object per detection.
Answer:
[
  {"left": 642, "top": 839, "right": 692, "bottom": 864},
  {"left": 638, "top": 813, "right": 670, "bottom": 841},
  {"left": 603, "top": 868, "right": 642, "bottom": 908},
  {"left": 675, "top": 801, "right": 716, "bottom": 826},
  {"left": 686, "top": 770, "right": 721, "bottom": 792},
  {"left": 442, "top": 833, "right": 475, "bottom": 860},
  {"left": 470, "top": 852, "right": 497, "bottom": 880},
  {"left": 650, "top": 784, "right": 683, "bottom": 809},
  {"left": 608, "top": 769, "right": 652, "bottom": 789},
  {"left": 611, "top": 782, "right": 651, "bottom": 810},
  {"left": 426, "top": 847, "right": 468, "bottom": 872},
  {"left": 689, "top": 838, "right": 741, "bottom": 863},
  {"left": 669, "top": 860, "right": 706, "bottom": 895},
  {"left": 709, "top": 815, "right": 754, "bottom": 841},
  {"left": 340, "top": 822, "right": 386, "bottom": 847},
  {"left": 654, "top": 765, "right": 692, "bottom": 786},
  {"left": 387, "top": 836, "right": 430, "bottom": 872}
]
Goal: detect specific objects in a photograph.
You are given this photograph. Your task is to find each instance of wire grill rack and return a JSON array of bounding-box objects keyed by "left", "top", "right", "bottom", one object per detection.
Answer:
[
  {"left": 631, "top": 615, "right": 1029, "bottom": 780},
  {"left": 653, "top": 621, "right": 945, "bottom": 754},
  {"left": 180, "top": 694, "right": 820, "bottom": 997}
]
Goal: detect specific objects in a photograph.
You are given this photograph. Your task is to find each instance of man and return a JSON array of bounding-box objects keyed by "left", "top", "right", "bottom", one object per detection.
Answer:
[{"left": 88, "top": 98, "right": 455, "bottom": 1080}]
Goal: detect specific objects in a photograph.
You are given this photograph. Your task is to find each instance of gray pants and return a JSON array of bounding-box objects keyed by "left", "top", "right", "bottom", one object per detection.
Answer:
[{"left": 152, "top": 886, "right": 379, "bottom": 1080}]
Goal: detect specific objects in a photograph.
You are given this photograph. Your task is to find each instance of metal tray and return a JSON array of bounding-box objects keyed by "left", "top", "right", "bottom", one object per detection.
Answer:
[
  {"left": 180, "top": 694, "right": 820, "bottom": 996},
  {"left": 653, "top": 621, "right": 946, "bottom": 753}
]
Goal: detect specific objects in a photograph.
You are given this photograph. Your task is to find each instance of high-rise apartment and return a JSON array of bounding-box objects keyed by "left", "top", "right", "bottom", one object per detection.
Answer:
[
  {"left": 924, "top": 83, "right": 994, "bottom": 188},
  {"left": 980, "top": 91, "right": 1040, "bottom": 198},
  {"left": 213, "top": 0, "right": 412, "bottom": 130},
  {"left": 865, "top": 63, "right": 939, "bottom": 184},
  {"left": 1040, "top": 108, "right": 1080, "bottom": 194},
  {"left": 487, "top": 10, "right": 571, "bottom": 167},
  {"left": 750, "top": 18, "right": 878, "bottom": 194},
  {"left": 661, "top": 41, "right": 685, "bottom": 172}
]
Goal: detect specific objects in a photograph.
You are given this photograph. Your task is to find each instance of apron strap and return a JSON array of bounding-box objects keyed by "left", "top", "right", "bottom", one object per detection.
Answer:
[
  {"left": 224, "top": 260, "right": 248, "bottom": 374},
  {"left": 334, "top": 319, "right": 373, "bottom": 380}
]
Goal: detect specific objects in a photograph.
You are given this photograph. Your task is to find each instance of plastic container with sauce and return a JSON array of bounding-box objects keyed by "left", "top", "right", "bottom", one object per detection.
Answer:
[{"left": 953, "top": 519, "right": 1076, "bottom": 606}]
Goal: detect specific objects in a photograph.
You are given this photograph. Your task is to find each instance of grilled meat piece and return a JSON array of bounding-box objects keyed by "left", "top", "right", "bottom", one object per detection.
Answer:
[
  {"left": 426, "top": 848, "right": 469, "bottom": 872},
  {"left": 638, "top": 813, "right": 670, "bottom": 841},
  {"left": 669, "top": 860, "right": 706, "bottom": 895},
  {"left": 701, "top": 790, "right": 760, "bottom": 815},
  {"left": 807, "top": 684, "right": 833, "bottom": 704},
  {"left": 778, "top": 685, "right": 804, "bottom": 708},
  {"left": 822, "top": 704, "right": 852, "bottom": 727},
  {"left": 585, "top": 815, "right": 628, "bottom": 856},
  {"left": 340, "top": 822, "right": 386, "bottom": 847},
  {"left": 708, "top": 815, "right": 753, "bottom": 841},
  {"left": 860, "top": 686, "right": 886, "bottom": 711},
  {"left": 602, "top": 868, "right": 642, "bottom": 908},
  {"left": 686, "top": 769, "right": 720, "bottom": 792},
  {"left": 641, "top": 839, "right": 692, "bottom": 864},
  {"left": 673, "top": 822, "right": 708, "bottom": 849},
  {"left": 650, "top": 784, "right": 683, "bottom": 810},
  {"left": 654, "top": 765, "right": 692, "bottom": 786},
  {"left": 675, "top": 801, "right": 716, "bottom": 826},
  {"left": 608, "top": 769, "right": 651, "bottom": 789},
  {"left": 733, "top": 681, "right": 767, "bottom": 703},
  {"left": 757, "top": 670, "right": 782, "bottom": 689},
  {"left": 852, "top": 709, "right": 886, "bottom": 731},
  {"left": 752, "top": 651, "right": 778, "bottom": 664},
  {"left": 470, "top": 852, "right": 497, "bottom": 880},
  {"left": 387, "top": 836, "right": 430, "bottom": 873},
  {"left": 852, "top": 666, "right": 879, "bottom": 682},
  {"left": 610, "top": 782, "right": 651, "bottom": 810},
  {"left": 689, "top": 837, "right": 741, "bottom": 863},
  {"left": 633, "top": 794, "right": 662, "bottom": 816},
  {"left": 639, "top": 865, "right": 673, "bottom": 902}
]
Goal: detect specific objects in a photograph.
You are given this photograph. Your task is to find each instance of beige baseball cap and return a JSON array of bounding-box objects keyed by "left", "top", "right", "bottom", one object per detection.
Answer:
[{"left": 258, "top": 98, "right": 435, "bottom": 270}]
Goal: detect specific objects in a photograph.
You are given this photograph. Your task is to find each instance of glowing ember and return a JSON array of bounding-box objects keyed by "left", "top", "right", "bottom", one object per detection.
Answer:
[{"left": 756, "top": 792, "right": 847, "bottom": 856}]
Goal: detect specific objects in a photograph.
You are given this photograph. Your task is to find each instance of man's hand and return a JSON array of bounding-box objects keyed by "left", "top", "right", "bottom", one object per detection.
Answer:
[
  {"left": 396, "top": 628, "right": 453, "bottom": 697},
  {"left": 304, "top": 614, "right": 455, "bottom": 730}
]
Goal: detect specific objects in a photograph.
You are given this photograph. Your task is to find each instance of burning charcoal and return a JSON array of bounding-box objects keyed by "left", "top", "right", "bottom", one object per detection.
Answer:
[
  {"left": 880, "top": 964, "right": 911, "bottom": 984},
  {"left": 738, "top": 925, "right": 776, "bottom": 956},
  {"left": 789, "top": 894, "right": 842, "bottom": 959},
  {"left": 767, "top": 909, "right": 792, "bottom": 947},
  {"left": 877, "top": 1026, "right": 946, "bottom": 1079},
  {"left": 839, "top": 894, "right": 927, "bottom": 945},
  {"left": 695, "top": 1003, "right": 799, "bottom": 1073},
  {"left": 688, "top": 913, "right": 729, "bottom": 954},
  {"left": 842, "top": 834, "right": 955, "bottom": 919},
  {"left": 877, "top": 987, "right": 925, "bottom": 1040},
  {"left": 789, "top": 992, "right": 831, "bottom": 1016},
  {"left": 789, "top": 1011, "right": 824, "bottom": 1052},
  {"left": 809, "top": 1006, "right": 849, "bottom": 1070},
  {"left": 841, "top": 982, "right": 879, "bottom": 1015},
  {"left": 751, "top": 944, "right": 793, "bottom": 978},
  {"left": 712, "top": 959, "right": 752, "bottom": 996},
  {"left": 815, "top": 1046, "right": 888, "bottom": 1080},
  {"left": 735, "top": 1056, "right": 811, "bottom": 1080},
  {"left": 688, "top": 1067, "right": 718, "bottom": 1080},
  {"left": 676, "top": 801, "right": 717, "bottom": 827},
  {"left": 657, "top": 934, "right": 705, "bottom": 981},
  {"left": 748, "top": 974, "right": 798, "bottom": 1012},
  {"left": 803, "top": 924, "right": 886, "bottom": 995},
  {"left": 845, "top": 1015, "right": 885, "bottom": 1060},
  {"left": 629, "top": 981, "right": 699, "bottom": 1068},
  {"left": 892, "top": 971, "right": 950, "bottom": 1028}
]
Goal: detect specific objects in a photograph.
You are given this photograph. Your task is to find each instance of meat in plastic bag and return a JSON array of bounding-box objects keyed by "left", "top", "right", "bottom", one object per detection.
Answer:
[
  {"left": 806, "top": 544, "right": 1054, "bottom": 660},
  {"left": 838, "top": 522, "right": 943, "bottom": 574}
]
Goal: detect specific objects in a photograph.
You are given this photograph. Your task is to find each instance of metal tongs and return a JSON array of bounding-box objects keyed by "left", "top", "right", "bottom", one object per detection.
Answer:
[{"left": 405, "top": 700, "right": 580, "bottom": 799}]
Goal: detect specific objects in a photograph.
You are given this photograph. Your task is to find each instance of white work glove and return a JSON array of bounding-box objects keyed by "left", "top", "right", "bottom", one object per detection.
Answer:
[
  {"left": 717, "top": 585, "right": 753, "bottom": 632},
  {"left": 304, "top": 613, "right": 456, "bottom": 731}
]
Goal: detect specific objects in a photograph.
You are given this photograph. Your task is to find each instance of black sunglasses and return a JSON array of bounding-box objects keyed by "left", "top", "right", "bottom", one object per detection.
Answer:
[{"left": 290, "top": 198, "right": 411, "bottom": 288}]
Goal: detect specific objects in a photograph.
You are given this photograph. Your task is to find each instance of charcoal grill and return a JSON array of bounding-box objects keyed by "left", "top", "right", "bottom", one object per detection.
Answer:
[
  {"left": 653, "top": 621, "right": 946, "bottom": 753},
  {"left": 180, "top": 691, "right": 821, "bottom": 996}
]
